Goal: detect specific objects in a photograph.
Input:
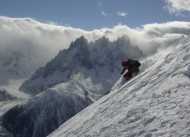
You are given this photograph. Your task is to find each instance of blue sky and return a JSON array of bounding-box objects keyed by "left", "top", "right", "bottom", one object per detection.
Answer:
[{"left": 0, "top": 0, "right": 190, "bottom": 29}]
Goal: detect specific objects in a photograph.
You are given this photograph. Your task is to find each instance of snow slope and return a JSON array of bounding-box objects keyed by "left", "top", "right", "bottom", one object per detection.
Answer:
[{"left": 49, "top": 37, "right": 190, "bottom": 137}]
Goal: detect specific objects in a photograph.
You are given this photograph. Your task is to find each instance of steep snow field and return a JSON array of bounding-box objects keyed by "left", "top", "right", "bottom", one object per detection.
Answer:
[{"left": 49, "top": 37, "right": 190, "bottom": 137}]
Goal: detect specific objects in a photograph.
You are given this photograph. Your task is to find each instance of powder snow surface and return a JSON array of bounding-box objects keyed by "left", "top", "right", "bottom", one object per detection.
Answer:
[{"left": 49, "top": 38, "right": 190, "bottom": 137}]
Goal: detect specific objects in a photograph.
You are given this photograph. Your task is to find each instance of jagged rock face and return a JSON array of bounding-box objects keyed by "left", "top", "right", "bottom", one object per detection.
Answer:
[
  {"left": 20, "top": 36, "right": 142, "bottom": 95},
  {"left": 2, "top": 89, "right": 90, "bottom": 137}
]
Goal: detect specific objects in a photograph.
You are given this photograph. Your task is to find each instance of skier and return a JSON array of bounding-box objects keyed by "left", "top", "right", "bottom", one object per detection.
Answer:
[{"left": 121, "top": 59, "right": 141, "bottom": 81}]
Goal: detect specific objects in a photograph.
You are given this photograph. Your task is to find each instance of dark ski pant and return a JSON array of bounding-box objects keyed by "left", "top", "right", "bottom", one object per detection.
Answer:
[{"left": 124, "top": 70, "right": 139, "bottom": 81}]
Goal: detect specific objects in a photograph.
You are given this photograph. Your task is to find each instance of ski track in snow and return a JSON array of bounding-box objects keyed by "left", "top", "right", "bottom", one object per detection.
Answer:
[{"left": 49, "top": 39, "right": 190, "bottom": 137}]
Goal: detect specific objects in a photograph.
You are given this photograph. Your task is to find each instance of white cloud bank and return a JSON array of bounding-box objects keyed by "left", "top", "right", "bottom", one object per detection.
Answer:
[
  {"left": 165, "top": 0, "right": 190, "bottom": 14},
  {"left": 0, "top": 17, "right": 88, "bottom": 85},
  {"left": 0, "top": 16, "right": 189, "bottom": 86}
]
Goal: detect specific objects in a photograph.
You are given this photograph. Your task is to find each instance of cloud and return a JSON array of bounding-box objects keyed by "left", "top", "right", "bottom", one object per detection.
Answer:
[
  {"left": 100, "top": 11, "right": 128, "bottom": 17},
  {"left": 116, "top": 11, "right": 128, "bottom": 17},
  {"left": 0, "top": 16, "right": 189, "bottom": 87},
  {"left": 101, "top": 11, "right": 108, "bottom": 16},
  {"left": 0, "top": 16, "right": 88, "bottom": 86},
  {"left": 165, "top": 0, "right": 190, "bottom": 14}
]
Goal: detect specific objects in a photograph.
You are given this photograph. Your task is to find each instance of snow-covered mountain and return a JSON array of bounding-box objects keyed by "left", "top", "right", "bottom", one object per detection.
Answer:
[
  {"left": 3, "top": 34, "right": 189, "bottom": 137},
  {"left": 20, "top": 36, "right": 142, "bottom": 96},
  {"left": 48, "top": 37, "right": 190, "bottom": 137},
  {"left": 2, "top": 88, "right": 90, "bottom": 137},
  {"left": 2, "top": 36, "right": 143, "bottom": 137},
  {"left": 1, "top": 17, "right": 190, "bottom": 137}
]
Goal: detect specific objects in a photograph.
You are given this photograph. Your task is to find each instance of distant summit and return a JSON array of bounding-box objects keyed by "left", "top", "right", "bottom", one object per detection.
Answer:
[{"left": 20, "top": 36, "right": 142, "bottom": 96}]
